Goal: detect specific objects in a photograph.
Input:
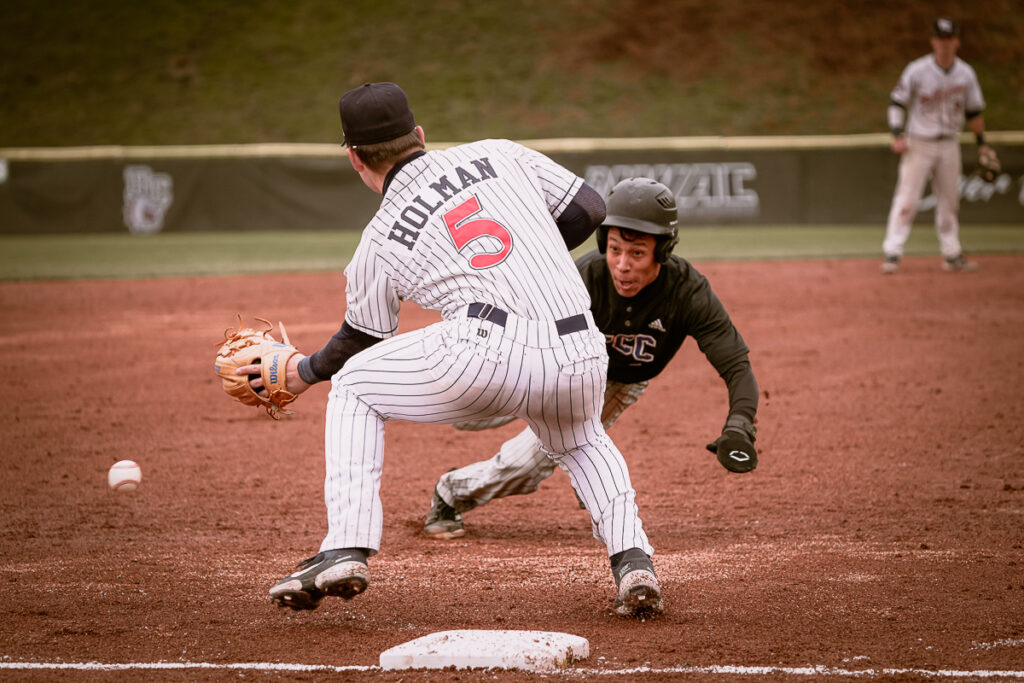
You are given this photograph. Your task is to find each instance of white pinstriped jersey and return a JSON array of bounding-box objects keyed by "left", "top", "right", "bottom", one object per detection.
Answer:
[
  {"left": 890, "top": 55, "right": 985, "bottom": 138},
  {"left": 318, "top": 138, "right": 653, "bottom": 560},
  {"left": 343, "top": 139, "right": 591, "bottom": 337}
]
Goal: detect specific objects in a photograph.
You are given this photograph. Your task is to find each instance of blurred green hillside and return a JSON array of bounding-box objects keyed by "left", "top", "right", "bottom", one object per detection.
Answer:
[{"left": 1, "top": 0, "right": 1022, "bottom": 147}]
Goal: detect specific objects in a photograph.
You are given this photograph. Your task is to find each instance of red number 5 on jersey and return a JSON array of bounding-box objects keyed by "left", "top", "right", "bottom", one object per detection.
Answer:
[{"left": 442, "top": 196, "right": 513, "bottom": 269}]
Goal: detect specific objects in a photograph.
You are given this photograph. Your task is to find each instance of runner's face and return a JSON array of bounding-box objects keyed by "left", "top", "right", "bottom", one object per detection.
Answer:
[{"left": 606, "top": 228, "right": 660, "bottom": 298}]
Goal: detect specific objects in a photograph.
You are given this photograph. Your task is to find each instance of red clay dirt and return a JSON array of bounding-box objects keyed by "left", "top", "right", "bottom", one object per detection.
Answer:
[{"left": 2, "top": 254, "right": 1023, "bottom": 681}]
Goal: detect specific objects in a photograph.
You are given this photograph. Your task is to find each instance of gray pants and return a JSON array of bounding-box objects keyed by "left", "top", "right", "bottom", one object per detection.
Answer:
[
  {"left": 882, "top": 136, "right": 964, "bottom": 259},
  {"left": 437, "top": 380, "right": 649, "bottom": 512}
]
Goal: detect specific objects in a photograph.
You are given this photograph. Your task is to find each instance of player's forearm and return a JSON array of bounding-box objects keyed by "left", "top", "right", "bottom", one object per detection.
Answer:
[
  {"left": 967, "top": 114, "right": 986, "bottom": 139},
  {"left": 721, "top": 359, "right": 759, "bottom": 426},
  {"left": 887, "top": 102, "right": 907, "bottom": 136},
  {"left": 298, "top": 320, "right": 383, "bottom": 384}
]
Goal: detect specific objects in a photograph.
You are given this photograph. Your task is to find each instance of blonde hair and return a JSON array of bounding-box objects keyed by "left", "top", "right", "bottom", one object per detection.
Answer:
[{"left": 350, "top": 129, "right": 424, "bottom": 173}]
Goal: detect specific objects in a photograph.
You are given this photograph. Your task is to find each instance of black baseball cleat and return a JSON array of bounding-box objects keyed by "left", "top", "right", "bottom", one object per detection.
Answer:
[
  {"left": 942, "top": 254, "right": 979, "bottom": 272},
  {"left": 424, "top": 488, "right": 466, "bottom": 539},
  {"left": 269, "top": 548, "right": 369, "bottom": 611},
  {"left": 611, "top": 548, "right": 663, "bottom": 618}
]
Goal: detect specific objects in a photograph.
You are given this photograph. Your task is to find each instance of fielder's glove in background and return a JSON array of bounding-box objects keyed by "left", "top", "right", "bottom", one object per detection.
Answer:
[
  {"left": 976, "top": 146, "right": 1001, "bottom": 183},
  {"left": 214, "top": 315, "right": 300, "bottom": 419},
  {"left": 706, "top": 416, "right": 758, "bottom": 473}
]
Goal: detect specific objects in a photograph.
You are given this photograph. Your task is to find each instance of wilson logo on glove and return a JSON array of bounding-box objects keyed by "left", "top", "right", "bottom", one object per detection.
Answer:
[{"left": 269, "top": 355, "right": 280, "bottom": 384}]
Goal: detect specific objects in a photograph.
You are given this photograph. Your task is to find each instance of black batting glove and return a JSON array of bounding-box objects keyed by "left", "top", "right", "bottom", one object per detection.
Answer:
[{"left": 705, "top": 416, "right": 758, "bottom": 473}]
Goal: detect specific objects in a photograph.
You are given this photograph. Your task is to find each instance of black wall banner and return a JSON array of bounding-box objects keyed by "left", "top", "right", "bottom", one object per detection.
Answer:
[{"left": 1, "top": 135, "right": 1021, "bottom": 235}]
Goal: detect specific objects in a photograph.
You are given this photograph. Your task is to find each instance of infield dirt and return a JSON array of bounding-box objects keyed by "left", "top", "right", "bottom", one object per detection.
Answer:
[{"left": 2, "top": 255, "right": 1023, "bottom": 680}]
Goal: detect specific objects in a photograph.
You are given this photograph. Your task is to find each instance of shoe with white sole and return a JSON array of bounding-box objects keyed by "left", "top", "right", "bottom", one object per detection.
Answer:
[
  {"left": 424, "top": 487, "right": 466, "bottom": 539},
  {"left": 611, "top": 548, "right": 663, "bottom": 618},
  {"left": 881, "top": 255, "right": 900, "bottom": 274},
  {"left": 269, "top": 548, "right": 369, "bottom": 611},
  {"left": 943, "top": 254, "right": 979, "bottom": 272}
]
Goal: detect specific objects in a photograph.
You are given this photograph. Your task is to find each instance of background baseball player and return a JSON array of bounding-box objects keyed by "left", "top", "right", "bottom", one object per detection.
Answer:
[
  {"left": 882, "top": 17, "right": 994, "bottom": 274},
  {"left": 259, "top": 82, "right": 662, "bottom": 618},
  {"left": 424, "top": 178, "right": 759, "bottom": 539}
]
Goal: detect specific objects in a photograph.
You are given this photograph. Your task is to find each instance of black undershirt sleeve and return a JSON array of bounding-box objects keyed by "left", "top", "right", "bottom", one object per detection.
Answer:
[
  {"left": 686, "top": 279, "right": 759, "bottom": 431},
  {"left": 297, "top": 321, "right": 383, "bottom": 384},
  {"left": 556, "top": 182, "right": 607, "bottom": 250},
  {"left": 720, "top": 359, "right": 759, "bottom": 425}
]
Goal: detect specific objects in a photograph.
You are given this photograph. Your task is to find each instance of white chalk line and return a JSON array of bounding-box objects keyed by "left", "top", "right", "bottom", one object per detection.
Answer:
[
  {"left": 571, "top": 665, "right": 1024, "bottom": 678},
  {"left": 2, "top": 661, "right": 1024, "bottom": 678},
  {"left": 0, "top": 662, "right": 369, "bottom": 673}
]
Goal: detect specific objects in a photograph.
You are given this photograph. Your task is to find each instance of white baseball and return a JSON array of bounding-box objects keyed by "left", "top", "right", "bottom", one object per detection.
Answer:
[{"left": 108, "top": 460, "right": 142, "bottom": 492}]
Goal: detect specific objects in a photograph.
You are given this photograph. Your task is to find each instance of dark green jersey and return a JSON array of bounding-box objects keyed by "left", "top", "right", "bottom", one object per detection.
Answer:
[{"left": 576, "top": 249, "right": 758, "bottom": 422}]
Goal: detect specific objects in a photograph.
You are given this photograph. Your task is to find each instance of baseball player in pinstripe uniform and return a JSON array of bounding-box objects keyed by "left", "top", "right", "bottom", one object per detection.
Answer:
[
  {"left": 424, "top": 178, "right": 759, "bottom": 543},
  {"left": 264, "top": 83, "right": 661, "bottom": 618},
  {"left": 882, "top": 17, "right": 992, "bottom": 274}
]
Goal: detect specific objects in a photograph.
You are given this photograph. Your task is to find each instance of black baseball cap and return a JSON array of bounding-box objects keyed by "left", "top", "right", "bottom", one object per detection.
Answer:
[
  {"left": 933, "top": 17, "right": 959, "bottom": 38},
  {"left": 338, "top": 82, "right": 416, "bottom": 147}
]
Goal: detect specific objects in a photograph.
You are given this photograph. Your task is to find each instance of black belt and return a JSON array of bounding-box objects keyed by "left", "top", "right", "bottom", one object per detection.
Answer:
[{"left": 467, "top": 303, "right": 588, "bottom": 336}]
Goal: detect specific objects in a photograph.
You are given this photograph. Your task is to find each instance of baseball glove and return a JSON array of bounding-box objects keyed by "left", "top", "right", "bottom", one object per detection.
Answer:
[
  {"left": 706, "top": 432, "right": 757, "bottom": 473},
  {"left": 976, "top": 146, "right": 1002, "bottom": 183},
  {"left": 705, "top": 416, "right": 758, "bottom": 473},
  {"left": 214, "top": 315, "right": 300, "bottom": 419}
]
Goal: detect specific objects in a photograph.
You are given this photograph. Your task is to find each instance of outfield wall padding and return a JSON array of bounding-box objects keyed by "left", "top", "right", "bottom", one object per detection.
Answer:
[{"left": 1, "top": 134, "right": 1021, "bottom": 234}]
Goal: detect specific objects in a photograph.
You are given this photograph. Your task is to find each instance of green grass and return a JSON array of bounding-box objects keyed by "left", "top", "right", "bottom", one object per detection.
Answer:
[
  {"left": 675, "top": 225, "right": 1024, "bottom": 261},
  {"left": 2, "top": 0, "right": 1022, "bottom": 147},
  {"left": 3, "top": 226, "right": 1021, "bottom": 281},
  {"left": 0, "top": 232, "right": 360, "bottom": 281}
]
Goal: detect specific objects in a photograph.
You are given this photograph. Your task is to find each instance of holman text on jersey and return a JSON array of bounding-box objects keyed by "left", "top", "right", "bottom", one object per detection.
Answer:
[{"left": 388, "top": 157, "right": 497, "bottom": 250}]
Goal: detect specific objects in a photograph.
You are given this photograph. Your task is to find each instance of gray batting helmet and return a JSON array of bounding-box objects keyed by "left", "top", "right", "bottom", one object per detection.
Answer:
[{"left": 597, "top": 178, "right": 679, "bottom": 262}]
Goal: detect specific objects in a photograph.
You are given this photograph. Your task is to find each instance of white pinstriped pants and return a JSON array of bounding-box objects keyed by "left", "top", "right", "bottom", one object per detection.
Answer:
[
  {"left": 320, "top": 308, "right": 653, "bottom": 559},
  {"left": 436, "top": 380, "right": 649, "bottom": 545},
  {"left": 883, "top": 137, "right": 964, "bottom": 259}
]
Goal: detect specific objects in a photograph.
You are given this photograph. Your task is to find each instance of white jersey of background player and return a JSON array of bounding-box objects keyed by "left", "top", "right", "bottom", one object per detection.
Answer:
[
  {"left": 258, "top": 82, "right": 662, "bottom": 618},
  {"left": 881, "top": 17, "right": 992, "bottom": 274}
]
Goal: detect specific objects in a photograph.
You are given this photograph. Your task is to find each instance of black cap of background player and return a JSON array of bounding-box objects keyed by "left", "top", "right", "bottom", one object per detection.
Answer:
[
  {"left": 933, "top": 17, "right": 959, "bottom": 38},
  {"left": 338, "top": 82, "right": 416, "bottom": 147}
]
